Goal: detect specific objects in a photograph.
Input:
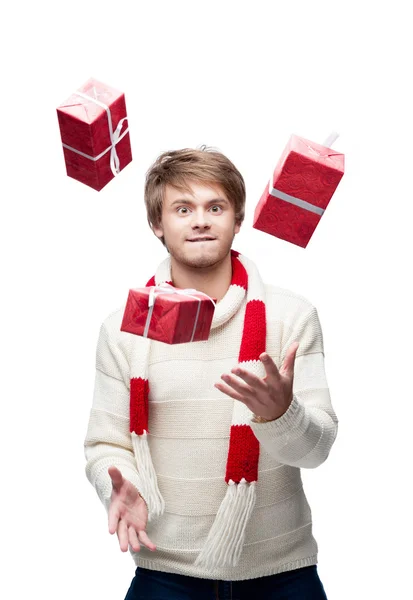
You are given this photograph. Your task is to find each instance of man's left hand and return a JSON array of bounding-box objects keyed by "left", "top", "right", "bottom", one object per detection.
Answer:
[{"left": 214, "top": 342, "right": 300, "bottom": 421}]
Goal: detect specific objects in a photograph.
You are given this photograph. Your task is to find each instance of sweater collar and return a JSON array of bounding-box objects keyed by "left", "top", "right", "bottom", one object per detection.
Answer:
[{"left": 154, "top": 255, "right": 247, "bottom": 330}]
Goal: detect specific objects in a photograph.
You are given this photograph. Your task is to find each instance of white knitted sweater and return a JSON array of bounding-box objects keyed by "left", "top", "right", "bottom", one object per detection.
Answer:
[{"left": 84, "top": 269, "right": 338, "bottom": 581}]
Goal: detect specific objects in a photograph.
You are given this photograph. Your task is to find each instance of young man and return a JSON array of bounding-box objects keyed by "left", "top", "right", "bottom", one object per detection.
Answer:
[{"left": 84, "top": 146, "right": 338, "bottom": 599}]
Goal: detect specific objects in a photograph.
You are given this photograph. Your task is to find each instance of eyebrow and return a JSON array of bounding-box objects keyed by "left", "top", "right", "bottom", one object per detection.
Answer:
[{"left": 169, "top": 198, "right": 230, "bottom": 207}]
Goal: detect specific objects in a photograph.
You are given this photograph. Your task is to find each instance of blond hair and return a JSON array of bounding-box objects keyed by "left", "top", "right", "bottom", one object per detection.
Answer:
[{"left": 144, "top": 145, "right": 246, "bottom": 247}]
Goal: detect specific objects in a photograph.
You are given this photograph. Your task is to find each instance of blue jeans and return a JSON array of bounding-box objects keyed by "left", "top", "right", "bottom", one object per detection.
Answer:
[{"left": 124, "top": 565, "right": 328, "bottom": 599}]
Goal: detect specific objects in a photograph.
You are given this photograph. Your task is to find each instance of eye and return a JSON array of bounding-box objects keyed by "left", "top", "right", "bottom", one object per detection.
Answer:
[{"left": 177, "top": 204, "right": 222, "bottom": 214}]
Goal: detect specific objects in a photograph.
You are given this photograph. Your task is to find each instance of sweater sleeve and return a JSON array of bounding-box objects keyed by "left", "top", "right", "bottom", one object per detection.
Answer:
[
  {"left": 250, "top": 305, "right": 338, "bottom": 468},
  {"left": 84, "top": 321, "right": 148, "bottom": 511}
]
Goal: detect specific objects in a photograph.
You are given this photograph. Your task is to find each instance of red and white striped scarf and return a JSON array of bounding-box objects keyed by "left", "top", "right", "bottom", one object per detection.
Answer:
[{"left": 129, "top": 249, "right": 267, "bottom": 570}]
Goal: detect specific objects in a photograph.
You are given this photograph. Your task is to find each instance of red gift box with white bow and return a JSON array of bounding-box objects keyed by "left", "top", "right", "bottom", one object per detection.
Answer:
[
  {"left": 253, "top": 133, "right": 345, "bottom": 247},
  {"left": 120, "top": 283, "right": 217, "bottom": 344},
  {"left": 56, "top": 77, "right": 132, "bottom": 191}
]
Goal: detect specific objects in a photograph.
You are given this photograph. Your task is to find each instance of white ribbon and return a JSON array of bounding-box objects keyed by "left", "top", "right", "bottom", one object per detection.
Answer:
[
  {"left": 323, "top": 131, "right": 339, "bottom": 148},
  {"left": 143, "top": 283, "right": 216, "bottom": 342},
  {"left": 303, "top": 131, "right": 341, "bottom": 159},
  {"left": 268, "top": 184, "right": 325, "bottom": 215},
  {"left": 268, "top": 131, "right": 340, "bottom": 215},
  {"left": 61, "top": 90, "right": 129, "bottom": 177}
]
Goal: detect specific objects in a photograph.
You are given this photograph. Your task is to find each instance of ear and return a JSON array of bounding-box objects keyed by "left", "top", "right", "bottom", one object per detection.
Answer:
[
  {"left": 234, "top": 221, "right": 241, "bottom": 235},
  {"left": 153, "top": 223, "right": 164, "bottom": 239}
]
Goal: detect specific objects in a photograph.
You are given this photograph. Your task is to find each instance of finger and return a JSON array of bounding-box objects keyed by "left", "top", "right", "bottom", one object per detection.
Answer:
[
  {"left": 117, "top": 520, "right": 129, "bottom": 552},
  {"left": 214, "top": 381, "right": 246, "bottom": 402},
  {"left": 128, "top": 526, "right": 141, "bottom": 552},
  {"left": 108, "top": 466, "right": 123, "bottom": 490},
  {"left": 138, "top": 529, "right": 157, "bottom": 552},
  {"left": 220, "top": 373, "right": 256, "bottom": 397},
  {"left": 108, "top": 503, "right": 120, "bottom": 535},
  {"left": 230, "top": 367, "right": 267, "bottom": 390},
  {"left": 259, "top": 353, "right": 280, "bottom": 379},
  {"left": 280, "top": 342, "right": 300, "bottom": 375}
]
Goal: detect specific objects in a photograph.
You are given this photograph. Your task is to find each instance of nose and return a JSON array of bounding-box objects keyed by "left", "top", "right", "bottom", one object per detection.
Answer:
[{"left": 191, "top": 208, "right": 212, "bottom": 230}]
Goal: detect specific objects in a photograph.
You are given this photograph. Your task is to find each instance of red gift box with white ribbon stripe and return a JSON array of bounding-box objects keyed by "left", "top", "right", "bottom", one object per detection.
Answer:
[
  {"left": 120, "top": 283, "right": 217, "bottom": 345},
  {"left": 56, "top": 78, "right": 132, "bottom": 191},
  {"left": 253, "top": 133, "right": 344, "bottom": 247}
]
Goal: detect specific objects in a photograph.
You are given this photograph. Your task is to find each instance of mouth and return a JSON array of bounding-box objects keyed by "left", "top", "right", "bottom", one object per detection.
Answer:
[{"left": 187, "top": 237, "right": 216, "bottom": 243}]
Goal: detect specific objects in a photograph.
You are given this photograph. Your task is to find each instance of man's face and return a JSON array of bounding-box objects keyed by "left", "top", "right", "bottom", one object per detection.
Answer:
[{"left": 153, "top": 180, "right": 241, "bottom": 269}]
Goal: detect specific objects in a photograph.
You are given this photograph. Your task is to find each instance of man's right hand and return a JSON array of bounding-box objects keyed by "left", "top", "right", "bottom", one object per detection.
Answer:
[{"left": 108, "top": 466, "right": 156, "bottom": 553}]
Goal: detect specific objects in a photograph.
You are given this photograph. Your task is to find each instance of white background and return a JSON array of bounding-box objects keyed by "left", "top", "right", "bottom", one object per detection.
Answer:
[{"left": 2, "top": 1, "right": 412, "bottom": 598}]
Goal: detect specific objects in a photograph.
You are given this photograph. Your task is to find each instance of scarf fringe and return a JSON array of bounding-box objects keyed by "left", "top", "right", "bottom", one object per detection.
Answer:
[
  {"left": 131, "top": 431, "right": 165, "bottom": 521},
  {"left": 194, "top": 479, "right": 256, "bottom": 570}
]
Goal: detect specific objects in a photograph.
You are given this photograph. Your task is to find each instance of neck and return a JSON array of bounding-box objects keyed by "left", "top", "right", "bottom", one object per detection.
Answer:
[{"left": 169, "top": 252, "right": 233, "bottom": 303}]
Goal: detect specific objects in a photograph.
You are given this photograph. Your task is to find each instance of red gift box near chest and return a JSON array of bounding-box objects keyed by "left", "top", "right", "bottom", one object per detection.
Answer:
[
  {"left": 56, "top": 78, "right": 132, "bottom": 191},
  {"left": 120, "top": 283, "right": 217, "bottom": 344},
  {"left": 253, "top": 134, "right": 344, "bottom": 248}
]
